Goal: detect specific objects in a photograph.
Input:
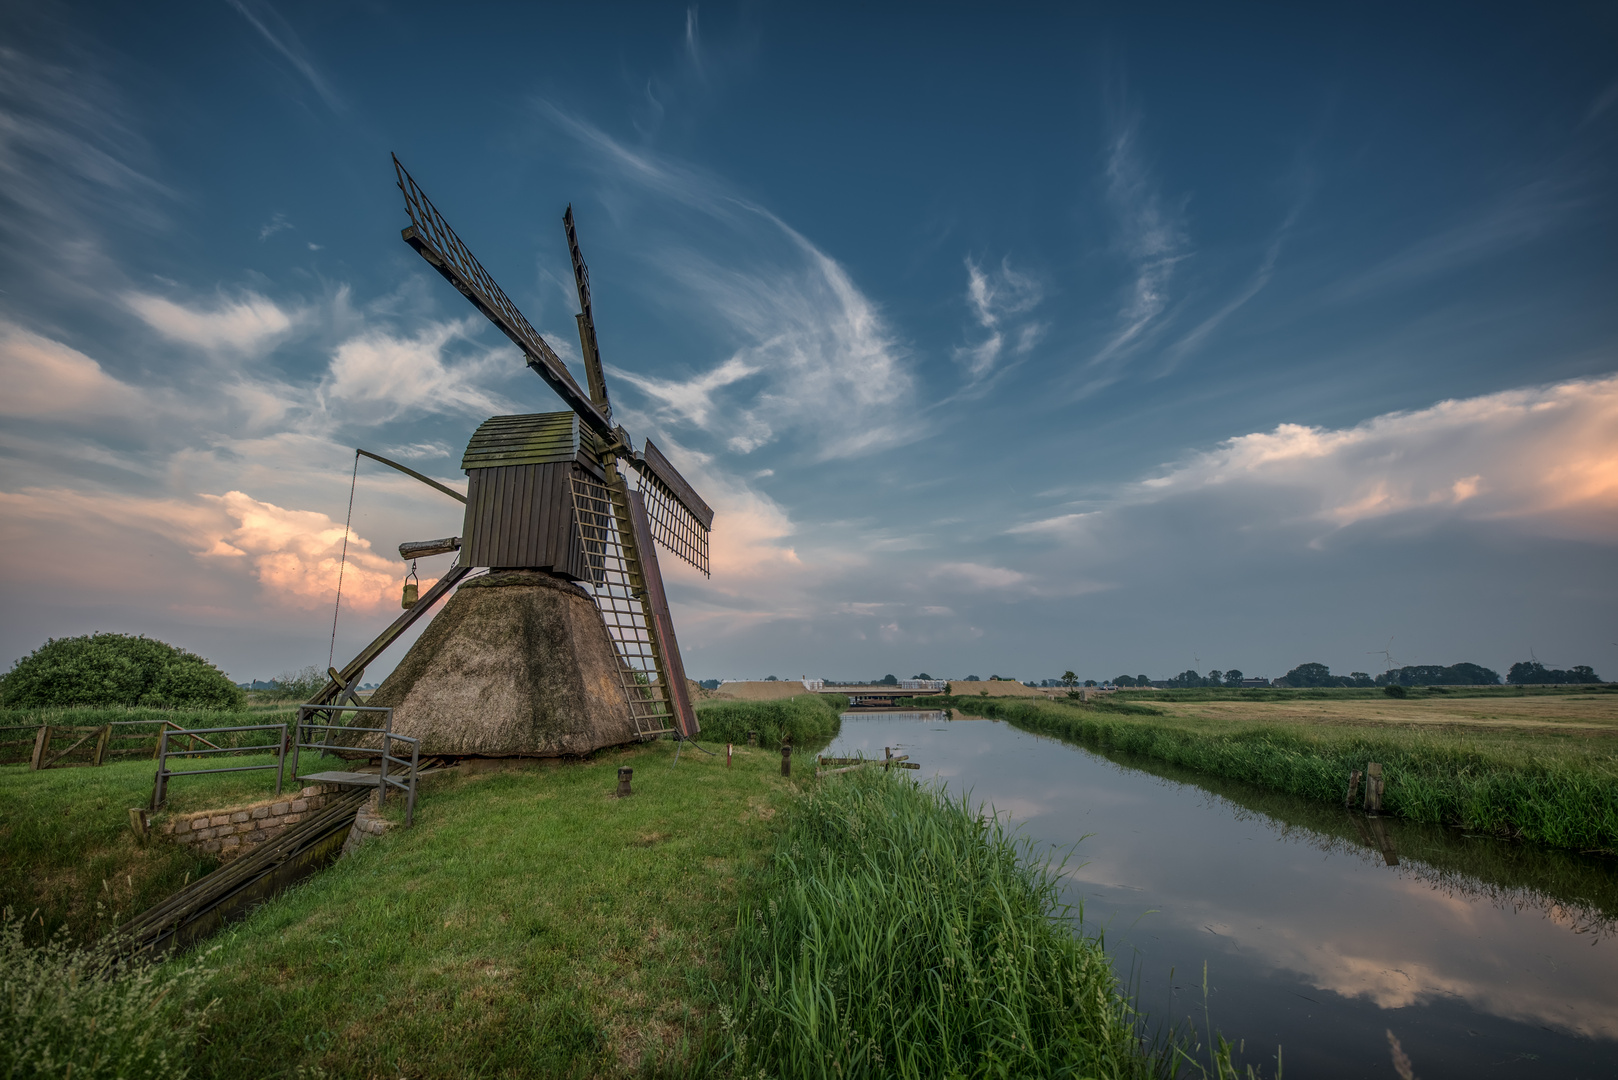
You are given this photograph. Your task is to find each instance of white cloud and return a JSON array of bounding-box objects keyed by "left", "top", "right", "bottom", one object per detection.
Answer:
[
  {"left": 0, "top": 320, "right": 139, "bottom": 416},
  {"left": 1019, "top": 374, "right": 1618, "bottom": 545},
  {"left": 319, "top": 319, "right": 511, "bottom": 423},
  {"left": 224, "top": 0, "right": 343, "bottom": 112},
  {"left": 932, "top": 562, "right": 1029, "bottom": 590},
  {"left": 124, "top": 290, "right": 297, "bottom": 354}
]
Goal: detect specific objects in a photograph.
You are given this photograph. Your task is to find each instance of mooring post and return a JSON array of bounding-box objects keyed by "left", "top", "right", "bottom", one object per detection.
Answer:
[
  {"left": 884, "top": 746, "right": 892, "bottom": 771},
  {"left": 1364, "top": 762, "right": 1384, "bottom": 814},
  {"left": 781, "top": 744, "right": 792, "bottom": 777},
  {"left": 617, "top": 766, "right": 633, "bottom": 797},
  {"left": 1345, "top": 768, "right": 1362, "bottom": 808}
]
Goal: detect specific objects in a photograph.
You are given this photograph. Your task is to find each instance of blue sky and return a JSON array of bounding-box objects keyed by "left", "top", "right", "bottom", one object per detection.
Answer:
[{"left": 2, "top": 1, "right": 1615, "bottom": 685}]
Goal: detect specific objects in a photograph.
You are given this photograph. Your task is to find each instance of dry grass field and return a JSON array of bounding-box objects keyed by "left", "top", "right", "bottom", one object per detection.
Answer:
[{"left": 1153, "top": 691, "right": 1618, "bottom": 739}]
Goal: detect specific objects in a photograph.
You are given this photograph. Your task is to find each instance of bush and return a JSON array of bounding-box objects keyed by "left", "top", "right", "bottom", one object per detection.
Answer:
[
  {"left": 0, "top": 634, "right": 245, "bottom": 710},
  {"left": 1384, "top": 684, "right": 1408, "bottom": 698},
  {"left": 0, "top": 909, "right": 217, "bottom": 1079},
  {"left": 261, "top": 665, "right": 325, "bottom": 701},
  {"left": 694, "top": 694, "right": 845, "bottom": 748}
]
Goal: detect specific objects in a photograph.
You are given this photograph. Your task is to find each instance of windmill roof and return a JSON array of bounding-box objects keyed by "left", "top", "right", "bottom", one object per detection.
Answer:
[{"left": 461, "top": 412, "right": 601, "bottom": 472}]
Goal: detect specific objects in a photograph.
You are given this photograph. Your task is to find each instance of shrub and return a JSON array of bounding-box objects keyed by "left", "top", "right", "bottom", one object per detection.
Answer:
[
  {"left": 0, "top": 909, "right": 217, "bottom": 1080},
  {"left": 0, "top": 634, "right": 245, "bottom": 710},
  {"left": 260, "top": 665, "right": 325, "bottom": 701},
  {"left": 1384, "top": 684, "right": 1408, "bottom": 698}
]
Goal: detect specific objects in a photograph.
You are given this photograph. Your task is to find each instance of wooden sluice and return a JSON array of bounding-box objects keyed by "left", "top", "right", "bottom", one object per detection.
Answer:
[{"left": 117, "top": 786, "right": 372, "bottom": 959}]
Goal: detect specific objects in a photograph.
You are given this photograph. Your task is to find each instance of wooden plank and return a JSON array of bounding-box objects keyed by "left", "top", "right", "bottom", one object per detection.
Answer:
[
  {"left": 93, "top": 724, "right": 111, "bottom": 766},
  {"left": 636, "top": 441, "right": 714, "bottom": 529},
  {"left": 626, "top": 489, "right": 698, "bottom": 738},
  {"left": 356, "top": 449, "right": 466, "bottom": 504},
  {"left": 1364, "top": 762, "right": 1384, "bottom": 814}
]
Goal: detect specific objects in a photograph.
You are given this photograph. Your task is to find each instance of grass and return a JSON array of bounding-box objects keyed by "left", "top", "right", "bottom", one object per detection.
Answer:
[
  {"left": 716, "top": 767, "right": 1163, "bottom": 1079},
  {"left": 931, "top": 694, "right": 1618, "bottom": 854},
  {"left": 0, "top": 705, "right": 352, "bottom": 943},
  {"left": 691, "top": 692, "right": 847, "bottom": 747},
  {"left": 2, "top": 692, "right": 1169, "bottom": 1077},
  {"left": 186, "top": 737, "right": 818, "bottom": 1077}
]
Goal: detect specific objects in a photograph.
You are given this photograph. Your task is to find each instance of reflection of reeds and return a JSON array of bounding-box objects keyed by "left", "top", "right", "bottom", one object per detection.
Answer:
[
  {"left": 718, "top": 769, "right": 1171, "bottom": 1078},
  {"left": 944, "top": 698, "right": 1618, "bottom": 855},
  {"left": 1018, "top": 723, "right": 1618, "bottom": 937}
]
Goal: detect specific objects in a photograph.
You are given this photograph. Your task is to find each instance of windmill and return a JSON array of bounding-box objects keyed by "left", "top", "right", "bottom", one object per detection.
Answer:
[{"left": 304, "top": 156, "right": 713, "bottom": 756}]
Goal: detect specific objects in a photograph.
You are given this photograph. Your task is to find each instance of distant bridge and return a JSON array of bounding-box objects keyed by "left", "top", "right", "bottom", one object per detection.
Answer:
[{"left": 818, "top": 681, "right": 948, "bottom": 708}]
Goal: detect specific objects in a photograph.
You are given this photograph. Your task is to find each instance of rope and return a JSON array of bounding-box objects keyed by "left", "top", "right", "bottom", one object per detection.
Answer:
[{"left": 328, "top": 450, "right": 360, "bottom": 670}]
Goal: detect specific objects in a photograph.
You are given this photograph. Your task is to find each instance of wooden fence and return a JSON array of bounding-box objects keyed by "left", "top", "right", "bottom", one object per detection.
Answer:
[{"left": 1, "top": 719, "right": 238, "bottom": 770}]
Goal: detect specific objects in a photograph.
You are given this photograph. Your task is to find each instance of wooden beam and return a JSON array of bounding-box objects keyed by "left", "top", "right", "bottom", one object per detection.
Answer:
[{"left": 357, "top": 449, "right": 467, "bottom": 504}]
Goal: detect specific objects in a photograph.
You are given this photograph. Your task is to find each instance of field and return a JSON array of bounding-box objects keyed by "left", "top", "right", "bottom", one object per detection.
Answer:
[
  {"left": 931, "top": 687, "right": 1618, "bottom": 854},
  {"left": 1, "top": 694, "right": 1179, "bottom": 1078}
]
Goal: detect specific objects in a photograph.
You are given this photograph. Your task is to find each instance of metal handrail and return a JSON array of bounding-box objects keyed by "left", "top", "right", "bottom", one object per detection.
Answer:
[
  {"left": 151, "top": 724, "right": 288, "bottom": 809},
  {"left": 289, "top": 705, "right": 421, "bottom": 826}
]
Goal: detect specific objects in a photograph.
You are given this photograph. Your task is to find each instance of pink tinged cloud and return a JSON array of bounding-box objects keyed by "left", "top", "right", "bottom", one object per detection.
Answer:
[{"left": 0, "top": 322, "right": 135, "bottom": 415}]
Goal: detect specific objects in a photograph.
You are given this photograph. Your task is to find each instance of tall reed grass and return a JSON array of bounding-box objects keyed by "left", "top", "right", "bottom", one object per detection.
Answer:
[
  {"left": 716, "top": 769, "right": 1163, "bottom": 1079},
  {"left": 1, "top": 908, "right": 216, "bottom": 1080},
  {"left": 695, "top": 693, "right": 846, "bottom": 748},
  {"left": 961, "top": 699, "right": 1618, "bottom": 854}
]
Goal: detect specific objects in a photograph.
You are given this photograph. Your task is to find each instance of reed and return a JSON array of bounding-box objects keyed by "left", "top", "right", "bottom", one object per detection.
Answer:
[
  {"left": 694, "top": 692, "right": 846, "bottom": 748},
  {"left": 716, "top": 768, "right": 1164, "bottom": 1079},
  {"left": 953, "top": 698, "right": 1618, "bottom": 854}
]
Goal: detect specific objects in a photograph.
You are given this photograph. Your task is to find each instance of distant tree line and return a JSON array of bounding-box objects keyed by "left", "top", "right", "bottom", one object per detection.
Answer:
[{"left": 1506, "top": 661, "right": 1603, "bottom": 685}]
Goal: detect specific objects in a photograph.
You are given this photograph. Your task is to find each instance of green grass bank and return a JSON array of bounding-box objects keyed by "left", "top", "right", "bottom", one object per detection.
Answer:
[
  {"left": 3, "top": 693, "right": 1171, "bottom": 1077},
  {"left": 926, "top": 695, "right": 1618, "bottom": 854},
  {"left": 717, "top": 767, "right": 1163, "bottom": 1079}
]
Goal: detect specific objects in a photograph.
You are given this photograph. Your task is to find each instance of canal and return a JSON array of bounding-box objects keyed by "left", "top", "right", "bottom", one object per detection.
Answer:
[{"left": 824, "top": 710, "right": 1618, "bottom": 1078}]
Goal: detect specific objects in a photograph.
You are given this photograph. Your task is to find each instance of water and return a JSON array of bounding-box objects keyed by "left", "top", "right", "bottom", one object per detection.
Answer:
[{"left": 825, "top": 711, "right": 1618, "bottom": 1078}]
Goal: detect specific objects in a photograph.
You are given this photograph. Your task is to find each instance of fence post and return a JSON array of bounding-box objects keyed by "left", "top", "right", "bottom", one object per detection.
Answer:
[
  {"left": 378, "top": 733, "right": 390, "bottom": 810},
  {"left": 93, "top": 724, "right": 111, "bottom": 766},
  {"left": 152, "top": 728, "right": 170, "bottom": 809},
  {"left": 289, "top": 708, "right": 304, "bottom": 784},
  {"left": 1345, "top": 769, "right": 1362, "bottom": 808},
  {"left": 617, "top": 766, "right": 634, "bottom": 797},
  {"left": 275, "top": 725, "right": 287, "bottom": 796},
  {"left": 30, "top": 725, "right": 50, "bottom": 771},
  {"left": 781, "top": 744, "right": 792, "bottom": 777},
  {"left": 405, "top": 736, "right": 420, "bottom": 827}
]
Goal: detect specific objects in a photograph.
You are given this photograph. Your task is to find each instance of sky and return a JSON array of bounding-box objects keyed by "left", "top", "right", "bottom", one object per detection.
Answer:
[{"left": 1, "top": 1, "right": 1616, "bottom": 686}]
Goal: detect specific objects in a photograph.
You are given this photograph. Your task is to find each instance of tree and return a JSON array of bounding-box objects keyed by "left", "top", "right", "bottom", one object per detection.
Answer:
[
  {"left": 1224, "top": 669, "right": 1244, "bottom": 685},
  {"left": 1113, "top": 675, "right": 1137, "bottom": 687},
  {"left": 0, "top": 633, "right": 245, "bottom": 710},
  {"left": 1348, "top": 672, "right": 1375, "bottom": 687},
  {"left": 912, "top": 672, "right": 934, "bottom": 680},
  {"left": 963, "top": 675, "right": 980, "bottom": 682},
  {"left": 1377, "top": 663, "right": 1502, "bottom": 687},
  {"left": 1206, "top": 669, "right": 1224, "bottom": 686},
  {"left": 879, "top": 674, "right": 898, "bottom": 686},
  {"left": 1282, "top": 662, "right": 1337, "bottom": 688},
  {"left": 1508, "top": 661, "right": 1603, "bottom": 685},
  {"left": 265, "top": 665, "right": 324, "bottom": 701},
  {"left": 1083, "top": 679, "right": 1097, "bottom": 687},
  {"left": 1136, "top": 675, "right": 1150, "bottom": 687},
  {"left": 1060, "top": 671, "right": 1078, "bottom": 688},
  {"left": 1166, "top": 669, "right": 1205, "bottom": 688}
]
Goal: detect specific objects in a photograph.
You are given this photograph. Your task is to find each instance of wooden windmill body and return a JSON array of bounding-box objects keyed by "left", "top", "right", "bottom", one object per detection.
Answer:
[{"left": 310, "top": 159, "right": 713, "bottom": 757}]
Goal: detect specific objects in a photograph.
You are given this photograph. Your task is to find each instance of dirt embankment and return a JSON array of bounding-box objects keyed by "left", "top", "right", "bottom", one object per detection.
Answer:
[{"left": 948, "top": 680, "right": 1052, "bottom": 698}]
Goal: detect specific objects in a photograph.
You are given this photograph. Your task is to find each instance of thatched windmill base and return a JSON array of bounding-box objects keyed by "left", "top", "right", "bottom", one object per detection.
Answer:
[{"left": 366, "top": 571, "right": 638, "bottom": 757}]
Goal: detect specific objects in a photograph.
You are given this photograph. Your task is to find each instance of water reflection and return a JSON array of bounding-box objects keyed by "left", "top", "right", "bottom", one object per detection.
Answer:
[{"left": 828, "top": 711, "right": 1618, "bottom": 1079}]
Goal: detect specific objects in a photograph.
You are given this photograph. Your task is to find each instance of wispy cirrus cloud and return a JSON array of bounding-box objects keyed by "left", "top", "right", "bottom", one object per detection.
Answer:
[
  {"left": 224, "top": 0, "right": 343, "bottom": 112},
  {"left": 1091, "top": 109, "right": 1189, "bottom": 368},
  {"left": 956, "top": 256, "right": 1044, "bottom": 380},
  {"left": 543, "top": 106, "right": 919, "bottom": 460}
]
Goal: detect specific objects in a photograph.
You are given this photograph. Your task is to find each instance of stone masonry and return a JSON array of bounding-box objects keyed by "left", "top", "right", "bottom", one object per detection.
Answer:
[{"left": 162, "top": 784, "right": 342, "bottom": 859}]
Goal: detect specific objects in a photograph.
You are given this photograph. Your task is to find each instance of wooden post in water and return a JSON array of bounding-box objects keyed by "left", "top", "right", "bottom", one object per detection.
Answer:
[
  {"left": 1364, "top": 762, "right": 1384, "bottom": 814},
  {"left": 617, "top": 766, "right": 633, "bottom": 797},
  {"left": 781, "top": 744, "right": 792, "bottom": 776},
  {"left": 1345, "top": 769, "right": 1362, "bottom": 808}
]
